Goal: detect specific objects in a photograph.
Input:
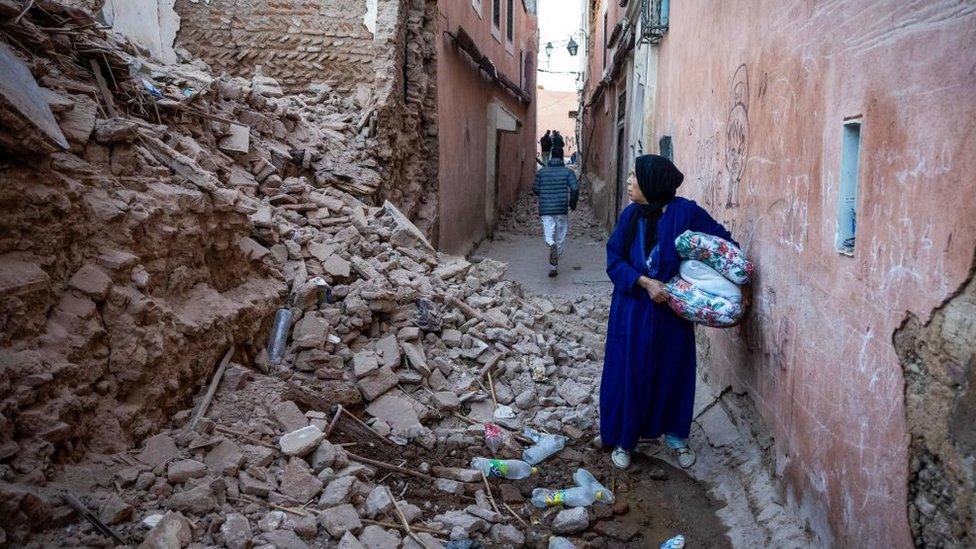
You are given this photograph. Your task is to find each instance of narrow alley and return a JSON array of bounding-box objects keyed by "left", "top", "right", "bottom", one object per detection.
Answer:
[{"left": 0, "top": 0, "right": 974, "bottom": 548}]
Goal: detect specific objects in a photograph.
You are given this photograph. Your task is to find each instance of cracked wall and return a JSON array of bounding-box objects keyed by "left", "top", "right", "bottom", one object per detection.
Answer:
[
  {"left": 643, "top": 1, "right": 976, "bottom": 545},
  {"left": 895, "top": 257, "right": 976, "bottom": 547}
]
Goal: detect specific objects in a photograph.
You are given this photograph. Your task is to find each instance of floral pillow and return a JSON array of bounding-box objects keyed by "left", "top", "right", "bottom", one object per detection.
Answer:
[
  {"left": 665, "top": 278, "right": 744, "bottom": 328},
  {"left": 674, "top": 231, "right": 754, "bottom": 285}
]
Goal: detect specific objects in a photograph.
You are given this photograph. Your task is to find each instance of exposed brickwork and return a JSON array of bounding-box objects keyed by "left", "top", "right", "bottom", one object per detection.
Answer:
[{"left": 174, "top": 0, "right": 375, "bottom": 93}]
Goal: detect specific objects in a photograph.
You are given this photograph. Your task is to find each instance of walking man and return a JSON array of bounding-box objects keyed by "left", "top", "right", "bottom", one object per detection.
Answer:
[
  {"left": 552, "top": 130, "right": 565, "bottom": 152},
  {"left": 533, "top": 147, "right": 579, "bottom": 277},
  {"left": 540, "top": 130, "right": 553, "bottom": 164}
]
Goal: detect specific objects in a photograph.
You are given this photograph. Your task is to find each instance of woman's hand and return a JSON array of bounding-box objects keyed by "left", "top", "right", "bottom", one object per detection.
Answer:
[{"left": 638, "top": 276, "right": 669, "bottom": 303}]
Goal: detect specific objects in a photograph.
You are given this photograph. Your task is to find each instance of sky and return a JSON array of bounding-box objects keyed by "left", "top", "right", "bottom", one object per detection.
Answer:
[{"left": 536, "top": 0, "right": 586, "bottom": 92}]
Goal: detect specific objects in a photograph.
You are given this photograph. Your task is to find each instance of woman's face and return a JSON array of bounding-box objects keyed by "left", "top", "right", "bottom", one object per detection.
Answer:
[{"left": 627, "top": 171, "right": 647, "bottom": 204}]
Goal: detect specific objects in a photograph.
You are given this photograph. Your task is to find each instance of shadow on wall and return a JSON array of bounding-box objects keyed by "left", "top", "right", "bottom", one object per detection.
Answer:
[{"left": 895, "top": 251, "right": 976, "bottom": 547}]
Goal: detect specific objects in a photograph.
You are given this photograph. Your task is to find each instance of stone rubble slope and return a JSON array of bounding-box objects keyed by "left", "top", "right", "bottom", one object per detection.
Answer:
[{"left": 0, "top": 2, "right": 630, "bottom": 547}]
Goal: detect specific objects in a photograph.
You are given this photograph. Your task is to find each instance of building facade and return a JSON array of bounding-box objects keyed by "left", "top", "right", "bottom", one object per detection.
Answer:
[
  {"left": 580, "top": 0, "right": 976, "bottom": 546},
  {"left": 436, "top": 0, "right": 539, "bottom": 254},
  {"left": 536, "top": 86, "right": 579, "bottom": 159}
]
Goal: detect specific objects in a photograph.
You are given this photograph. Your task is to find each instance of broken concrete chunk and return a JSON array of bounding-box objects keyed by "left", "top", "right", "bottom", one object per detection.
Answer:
[
  {"left": 490, "top": 523, "right": 525, "bottom": 546},
  {"left": 220, "top": 512, "right": 252, "bottom": 549},
  {"left": 57, "top": 94, "right": 97, "bottom": 145},
  {"left": 400, "top": 341, "right": 431, "bottom": 377},
  {"left": 205, "top": 439, "right": 245, "bottom": 476},
  {"left": 552, "top": 506, "right": 589, "bottom": 534},
  {"left": 279, "top": 425, "right": 325, "bottom": 456},
  {"left": 337, "top": 531, "right": 367, "bottom": 549},
  {"left": 319, "top": 503, "right": 363, "bottom": 538},
  {"left": 98, "top": 494, "right": 133, "bottom": 525},
  {"left": 434, "top": 478, "right": 465, "bottom": 495},
  {"left": 239, "top": 471, "right": 273, "bottom": 497},
  {"left": 242, "top": 444, "right": 275, "bottom": 468},
  {"left": 94, "top": 117, "right": 140, "bottom": 143},
  {"left": 432, "top": 391, "right": 460, "bottom": 411},
  {"left": 167, "top": 459, "right": 206, "bottom": 484},
  {"left": 366, "top": 393, "right": 421, "bottom": 433},
  {"left": 138, "top": 434, "right": 178, "bottom": 468},
  {"left": 275, "top": 400, "right": 310, "bottom": 432},
  {"left": 440, "top": 329, "right": 462, "bottom": 347},
  {"left": 374, "top": 334, "right": 401, "bottom": 368},
  {"left": 352, "top": 350, "right": 380, "bottom": 379},
  {"left": 432, "top": 510, "right": 487, "bottom": 536},
  {"left": 310, "top": 440, "right": 338, "bottom": 471},
  {"left": 292, "top": 312, "right": 329, "bottom": 350},
  {"left": 359, "top": 524, "right": 401, "bottom": 548},
  {"left": 363, "top": 485, "right": 393, "bottom": 518},
  {"left": 219, "top": 123, "right": 250, "bottom": 154},
  {"left": 356, "top": 366, "right": 398, "bottom": 401},
  {"left": 279, "top": 458, "right": 324, "bottom": 503},
  {"left": 138, "top": 511, "right": 192, "bottom": 549},
  {"left": 430, "top": 466, "right": 481, "bottom": 483},
  {"left": 322, "top": 254, "right": 352, "bottom": 277},
  {"left": 166, "top": 484, "right": 216, "bottom": 515},
  {"left": 318, "top": 475, "right": 356, "bottom": 507}
]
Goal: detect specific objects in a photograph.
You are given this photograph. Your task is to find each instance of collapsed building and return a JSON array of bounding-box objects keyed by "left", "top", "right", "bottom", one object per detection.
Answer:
[{"left": 0, "top": 1, "right": 654, "bottom": 548}]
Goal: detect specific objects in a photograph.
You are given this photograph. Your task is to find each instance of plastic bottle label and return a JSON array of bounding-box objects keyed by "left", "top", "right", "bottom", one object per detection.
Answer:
[
  {"left": 545, "top": 490, "right": 566, "bottom": 505},
  {"left": 488, "top": 459, "right": 509, "bottom": 478}
]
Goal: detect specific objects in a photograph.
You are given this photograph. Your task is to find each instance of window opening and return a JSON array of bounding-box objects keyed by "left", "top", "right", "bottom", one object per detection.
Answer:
[{"left": 835, "top": 119, "right": 862, "bottom": 255}]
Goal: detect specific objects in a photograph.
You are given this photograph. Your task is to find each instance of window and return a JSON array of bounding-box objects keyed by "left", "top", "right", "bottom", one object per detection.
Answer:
[
  {"left": 659, "top": 136, "right": 673, "bottom": 161},
  {"left": 602, "top": 12, "right": 609, "bottom": 69},
  {"left": 519, "top": 50, "right": 524, "bottom": 87},
  {"left": 835, "top": 119, "right": 862, "bottom": 255},
  {"left": 506, "top": 0, "right": 514, "bottom": 44},
  {"left": 492, "top": 0, "right": 501, "bottom": 28},
  {"left": 471, "top": 0, "right": 482, "bottom": 17}
]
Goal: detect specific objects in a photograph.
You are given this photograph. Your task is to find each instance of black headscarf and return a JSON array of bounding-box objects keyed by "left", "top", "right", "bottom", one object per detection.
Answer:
[{"left": 624, "top": 155, "right": 684, "bottom": 257}]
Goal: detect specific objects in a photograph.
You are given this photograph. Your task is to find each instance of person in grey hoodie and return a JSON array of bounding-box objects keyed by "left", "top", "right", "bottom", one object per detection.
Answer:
[{"left": 533, "top": 147, "right": 579, "bottom": 277}]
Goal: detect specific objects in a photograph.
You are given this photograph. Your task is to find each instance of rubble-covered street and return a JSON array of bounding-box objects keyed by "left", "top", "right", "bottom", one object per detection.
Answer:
[{"left": 0, "top": 2, "right": 732, "bottom": 547}]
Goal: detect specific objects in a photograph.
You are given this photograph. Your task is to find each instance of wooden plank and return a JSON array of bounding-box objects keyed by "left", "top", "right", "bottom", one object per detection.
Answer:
[
  {"left": 189, "top": 345, "right": 234, "bottom": 431},
  {"left": 89, "top": 59, "right": 119, "bottom": 117}
]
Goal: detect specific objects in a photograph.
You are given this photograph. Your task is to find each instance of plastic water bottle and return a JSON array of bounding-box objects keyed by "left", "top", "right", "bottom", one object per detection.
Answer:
[
  {"left": 549, "top": 537, "right": 576, "bottom": 549},
  {"left": 573, "top": 468, "right": 615, "bottom": 504},
  {"left": 660, "top": 535, "right": 686, "bottom": 549},
  {"left": 470, "top": 457, "right": 537, "bottom": 480},
  {"left": 267, "top": 308, "right": 293, "bottom": 364},
  {"left": 530, "top": 487, "right": 597, "bottom": 508},
  {"left": 522, "top": 428, "right": 567, "bottom": 465}
]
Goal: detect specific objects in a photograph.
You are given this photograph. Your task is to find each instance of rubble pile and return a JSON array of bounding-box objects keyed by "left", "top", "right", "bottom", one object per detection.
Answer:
[{"left": 0, "top": 2, "right": 646, "bottom": 547}]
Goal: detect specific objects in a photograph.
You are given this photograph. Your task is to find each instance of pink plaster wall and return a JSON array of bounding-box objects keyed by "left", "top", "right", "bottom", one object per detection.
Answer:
[
  {"left": 537, "top": 87, "right": 578, "bottom": 157},
  {"left": 650, "top": 1, "right": 976, "bottom": 545},
  {"left": 436, "top": 0, "right": 538, "bottom": 254},
  {"left": 580, "top": 0, "right": 628, "bottom": 226}
]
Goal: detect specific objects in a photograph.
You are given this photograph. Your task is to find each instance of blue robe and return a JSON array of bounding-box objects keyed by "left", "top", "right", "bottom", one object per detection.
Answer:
[{"left": 600, "top": 197, "right": 737, "bottom": 451}]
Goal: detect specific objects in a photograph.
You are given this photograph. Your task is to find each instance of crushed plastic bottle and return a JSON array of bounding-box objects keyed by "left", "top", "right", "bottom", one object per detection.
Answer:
[
  {"left": 470, "top": 457, "right": 537, "bottom": 480},
  {"left": 267, "top": 308, "right": 293, "bottom": 364},
  {"left": 573, "top": 468, "right": 615, "bottom": 504},
  {"left": 522, "top": 428, "right": 567, "bottom": 465},
  {"left": 312, "top": 277, "right": 332, "bottom": 308},
  {"left": 530, "top": 486, "right": 597, "bottom": 508},
  {"left": 660, "top": 535, "right": 686, "bottom": 549},
  {"left": 549, "top": 537, "right": 576, "bottom": 549}
]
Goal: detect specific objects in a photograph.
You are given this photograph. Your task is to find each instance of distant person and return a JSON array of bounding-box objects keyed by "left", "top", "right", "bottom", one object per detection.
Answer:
[
  {"left": 540, "top": 130, "right": 553, "bottom": 163},
  {"left": 552, "top": 131, "right": 565, "bottom": 151},
  {"left": 533, "top": 147, "right": 579, "bottom": 277}
]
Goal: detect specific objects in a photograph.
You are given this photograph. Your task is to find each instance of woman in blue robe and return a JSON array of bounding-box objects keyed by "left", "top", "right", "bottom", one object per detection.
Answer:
[{"left": 600, "top": 155, "right": 746, "bottom": 469}]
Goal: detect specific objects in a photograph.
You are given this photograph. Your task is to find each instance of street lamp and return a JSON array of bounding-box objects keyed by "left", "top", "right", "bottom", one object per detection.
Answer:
[{"left": 567, "top": 37, "right": 578, "bottom": 56}]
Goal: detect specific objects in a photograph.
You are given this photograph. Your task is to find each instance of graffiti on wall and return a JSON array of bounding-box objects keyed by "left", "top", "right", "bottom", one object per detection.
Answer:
[
  {"left": 724, "top": 64, "right": 750, "bottom": 208},
  {"left": 694, "top": 132, "right": 721, "bottom": 211}
]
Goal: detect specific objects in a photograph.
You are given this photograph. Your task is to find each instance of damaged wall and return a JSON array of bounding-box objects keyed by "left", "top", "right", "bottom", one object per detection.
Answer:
[
  {"left": 644, "top": 0, "right": 976, "bottom": 546},
  {"left": 174, "top": 0, "right": 376, "bottom": 94},
  {"left": 895, "top": 257, "right": 976, "bottom": 547}
]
